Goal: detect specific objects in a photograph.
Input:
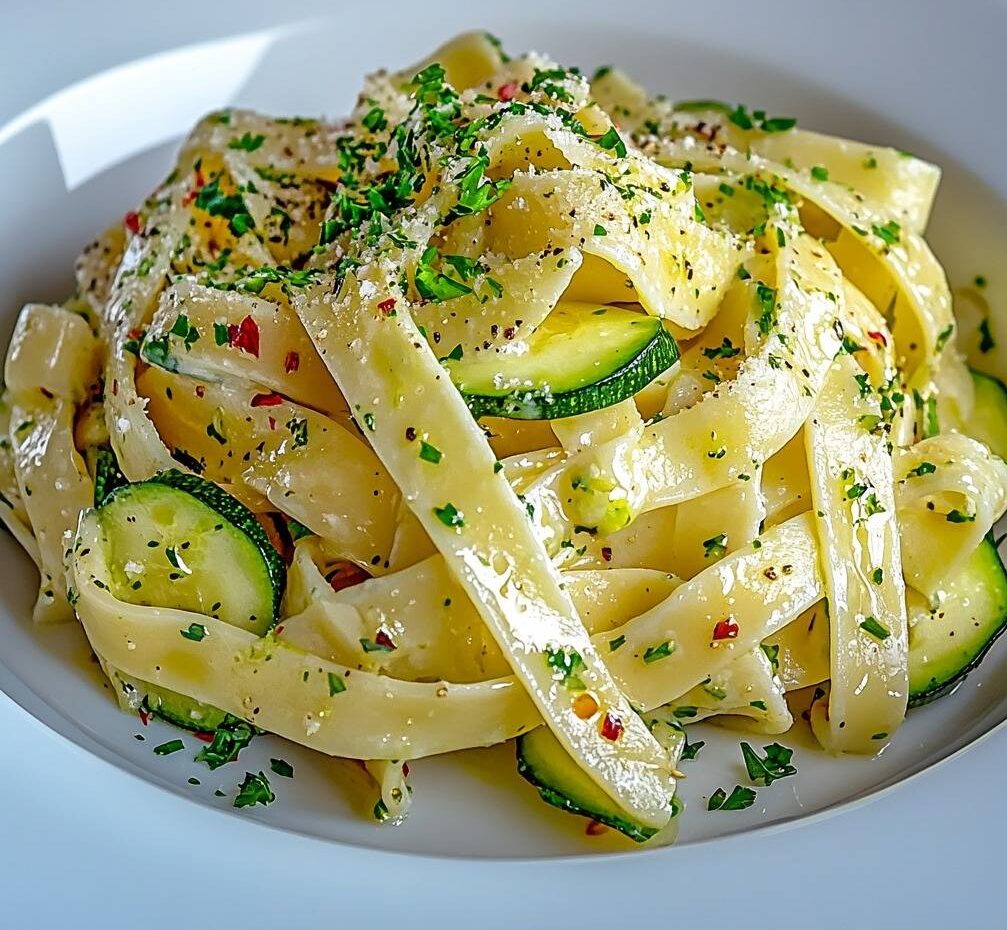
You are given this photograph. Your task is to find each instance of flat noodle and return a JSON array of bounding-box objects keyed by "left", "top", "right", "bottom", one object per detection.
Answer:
[{"left": 805, "top": 358, "right": 908, "bottom": 752}]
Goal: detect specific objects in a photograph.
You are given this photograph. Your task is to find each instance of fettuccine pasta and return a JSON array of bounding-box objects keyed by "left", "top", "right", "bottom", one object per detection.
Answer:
[{"left": 4, "top": 31, "right": 1007, "bottom": 843}]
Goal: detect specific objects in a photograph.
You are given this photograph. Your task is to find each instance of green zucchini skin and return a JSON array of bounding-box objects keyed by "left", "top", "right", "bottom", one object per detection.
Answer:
[
  {"left": 449, "top": 305, "right": 680, "bottom": 420},
  {"left": 517, "top": 727, "right": 659, "bottom": 842},
  {"left": 98, "top": 469, "right": 285, "bottom": 633},
  {"left": 968, "top": 369, "right": 1007, "bottom": 460},
  {"left": 118, "top": 671, "right": 230, "bottom": 732},
  {"left": 908, "top": 538, "right": 1007, "bottom": 707},
  {"left": 91, "top": 446, "right": 128, "bottom": 506}
]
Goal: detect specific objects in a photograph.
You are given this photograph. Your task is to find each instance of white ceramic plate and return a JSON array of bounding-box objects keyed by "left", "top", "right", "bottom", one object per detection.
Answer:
[{"left": 3, "top": 0, "right": 1007, "bottom": 861}]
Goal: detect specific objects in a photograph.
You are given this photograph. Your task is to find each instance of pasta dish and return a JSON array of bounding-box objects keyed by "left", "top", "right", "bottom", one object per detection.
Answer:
[{"left": 3, "top": 31, "right": 1007, "bottom": 841}]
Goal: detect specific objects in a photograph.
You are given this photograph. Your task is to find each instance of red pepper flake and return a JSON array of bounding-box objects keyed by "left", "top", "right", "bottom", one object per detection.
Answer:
[
  {"left": 267, "top": 416, "right": 276, "bottom": 430},
  {"left": 585, "top": 820, "right": 609, "bottom": 836},
  {"left": 123, "top": 211, "right": 141, "bottom": 234},
  {"left": 284, "top": 350, "right": 300, "bottom": 373},
  {"left": 194, "top": 385, "right": 205, "bottom": 398},
  {"left": 601, "top": 546, "right": 613, "bottom": 562},
  {"left": 326, "top": 561, "right": 371, "bottom": 593},
  {"left": 193, "top": 731, "right": 215, "bottom": 743},
  {"left": 251, "top": 391, "right": 284, "bottom": 408},
  {"left": 867, "top": 330, "right": 887, "bottom": 347},
  {"left": 39, "top": 387, "right": 54, "bottom": 399},
  {"left": 712, "top": 618, "right": 739, "bottom": 641},
  {"left": 600, "top": 712, "right": 624, "bottom": 741},
  {"left": 374, "top": 629, "right": 396, "bottom": 651},
  {"left": 274, "top": 625, "right": 284, "bottom": 636},
  {"left": 498, "top": 82, "right": 518, "bottom": 102},
  {"left": 194, "top": 164, "right": 206, "bottom": 188},
  {"left": 227, "top": 315, "right": 260, "bottom": 357},
  {"left": 126, "top": 327, "right": 144, "bottom": 341},
  {"left": 111, "top": 379, "right": 119, "bottom": 396},
  {"left": 138, "top": 707, "right": 150, "bottom": 726},
  {"left": 377, "top": 297, "right": 396, "bottom": 314}
]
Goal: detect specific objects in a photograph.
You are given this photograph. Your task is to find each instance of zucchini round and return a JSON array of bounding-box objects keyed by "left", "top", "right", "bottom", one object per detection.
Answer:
[
  {"left": 517, "top": 727, "right": 660, "bottom": 842},
  {"left": 120, "top": 671, "right": 230, "bottom": 732},
  {"left": 908, "top": 538, "right": 1007, "bottom": 706},
  {"left": 97, "top": 469, "right": 285, "bottom": 634},
  {"left": 968, "top": 369, "right": 1007, "bottom": 460},
  {"left": 447, "top": 302, "right": 679, "bottom": 420}
]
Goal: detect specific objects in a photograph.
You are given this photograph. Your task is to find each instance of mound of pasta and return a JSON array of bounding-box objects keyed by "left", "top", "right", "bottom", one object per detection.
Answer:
[{"left": 4, "top": 31, "right": 1007, "bottom": 842}]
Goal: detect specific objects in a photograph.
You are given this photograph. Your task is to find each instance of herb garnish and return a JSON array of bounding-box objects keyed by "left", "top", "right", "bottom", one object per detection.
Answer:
[
  {"left": 153, "top": 739, "right": 185, "bottom": 756},
  {"left": 740, "top": 742, "right": 797, "bottom": 786},
  {"left": 708, "top": 785, "right": 757, "bottom": 811},
  {"left": 233, "top": 771, "right": 275, "bottom": 808},
  {"left": 196, "top": 715, "right": 256, "bottom": 770}
]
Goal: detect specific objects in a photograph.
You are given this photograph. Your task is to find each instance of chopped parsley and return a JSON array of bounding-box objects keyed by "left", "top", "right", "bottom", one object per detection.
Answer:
[
  {"left": 680, "top": 736, "right": 705, "bottom": 761},
  {"left": 196, "top": 715, "right": 256, "bottom": 770},
  {"left": 180, "top": 622, "right": 207, "bottom": 642},
  {"left": 810, "top": 165, "right": 829, "bottom": 181},
  {"left": 703, "top": 533, "right": 728, "bottom": 559},
  {"left": 153, "top": 739, "right": 185, "bottom": 756},
  {"left": 595, "top": 126, "right": 628, "bottom": 158},
  {"left": 755, "top": 283, "right": 776, "bottom": 336},
  {"left": 415, "top": 247, "right": 473, "bottom": 302},
  {"left": 946, "top": 508, "right": 976, "bottom": 523},
  {"left": 740, "top": 741, "right": 797, "bottom": 786},
  {"left": 233, "top": 771, "right": 275, "bottom": 808},
  {"left": 545, "top": 647, "right": 586, "bottom": 690},
  {"left": 443, "top": 155, "right": 511, "bottom": 223},
  {"left": 360, "top": 636, "right": 394, "bottom": 653},
  {"left": 643, "top": 641, "right": 675, "bottom": 664},
  {"left": 228, "top": 132, "right": 265, "bottom": 152},
  {"left": 286, "top": 417, "right": 308, "bottom": 448},
  {"left": 419, "top": 440, "right": 442, "bottom": 464},
  {"left": 908, "top": 461, "right": 936, "bottom": 477},
  {"left": 703, "top": 338, "right": 741, "bottom": 359},
  {"left": 728, "top": 104, "right": 796, "bottom": 133},
  {"left": 193, "top": 176, "right": 255, "bottom": 237},
  {"left": 859, "top": 616, "right": 891, "bottom": 641},
  {"left": 328, "top": 672, "right": 346, "bottom": 695},
  {"left": 269, "top": 758, "right": 294, "bottom": 778},
  {"left": 433, "top": 502, "right": 464, "bottom": 528},
  {"left": 708, "top": 785, "right": 757, "bottom": 811},
  {"left": 872, "top": 220, "right": 902, "bottom": 247}
]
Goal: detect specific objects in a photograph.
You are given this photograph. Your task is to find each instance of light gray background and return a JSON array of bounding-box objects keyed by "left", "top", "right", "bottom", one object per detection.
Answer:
[{"left": 2, "top": 0, "right": 1005, "bottom": 924}]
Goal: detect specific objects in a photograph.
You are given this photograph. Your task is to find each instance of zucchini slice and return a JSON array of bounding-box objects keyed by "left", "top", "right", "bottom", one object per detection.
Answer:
[
  {"left": 968, "top": 369, "right": 1007, "bottom": 460},
  {"left": 518, "top": 728, "right": 657, "bottom": 842},
  {"left": 517, "top": 712, "right": 683, "bottom": 843},
  {"left": 909, "top": 538, "right": 1007, "bottom": 706},
  {"left": 448, "top": 302, "right": 679, "bottom": 420},
  {"left": 119, "top": 670, "right": 229, "bottom": 732},
  {"left": 97, "top": 469, "right": 284, "bottom": 634},
  {"left": 91, "top": 446, "right": 128, "bottom": 506}
]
